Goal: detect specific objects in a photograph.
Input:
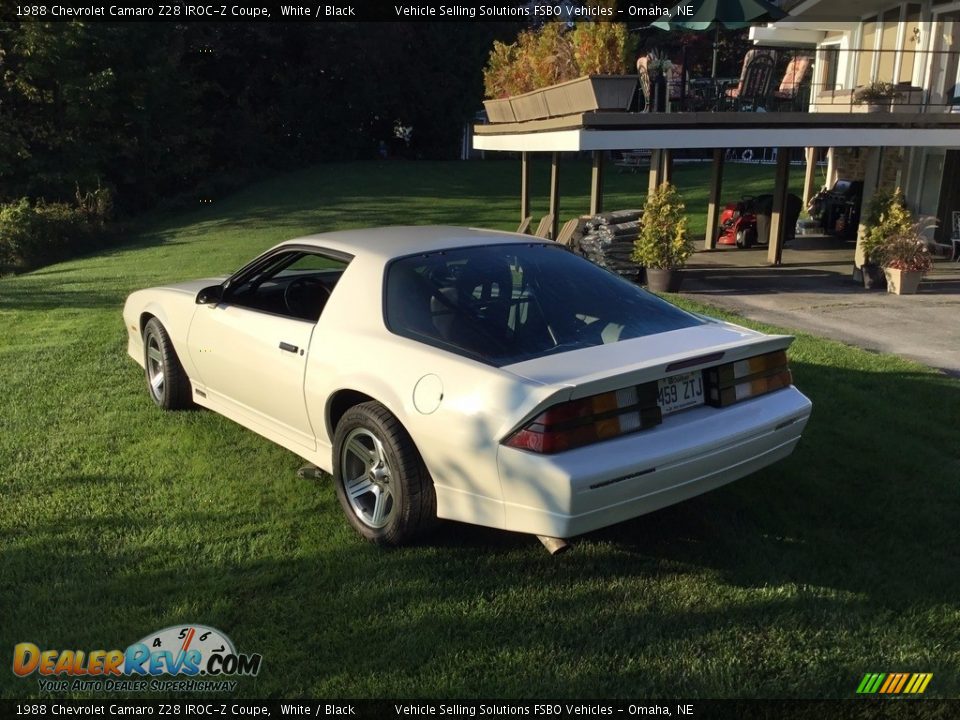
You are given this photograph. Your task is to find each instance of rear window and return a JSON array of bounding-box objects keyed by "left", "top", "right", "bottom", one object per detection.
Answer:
[{"left": 384, "top": 243, "right": 704, "bottom": 366}]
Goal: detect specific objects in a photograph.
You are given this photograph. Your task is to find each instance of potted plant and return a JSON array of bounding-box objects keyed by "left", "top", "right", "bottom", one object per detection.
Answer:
[
  {"left": 860, "top": 187, "right": 912, "bottom": 289},
  {"left": 645, "top": 49, "right": 673, "bottom": 112},
  {"left": 875, "top": 222, "right": 934, "bottom": 295},
  {"left": 482, "top": 23, "right": 636, "bottom": 122},
  {"left": 632, "top": 183, "right": 693, "bottom": 292},
  {"left": 854, "top": 81, "right": 898, "bottom": 112}
]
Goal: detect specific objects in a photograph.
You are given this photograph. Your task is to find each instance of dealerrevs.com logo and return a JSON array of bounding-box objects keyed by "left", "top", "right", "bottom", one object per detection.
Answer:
[{"left": 13, "top": 624, "right": 262, "bottom": 693}]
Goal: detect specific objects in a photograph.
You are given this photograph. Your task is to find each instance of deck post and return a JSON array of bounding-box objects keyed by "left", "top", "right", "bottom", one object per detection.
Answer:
[
  {"left": 704, "top": 148, "right": 725, "bottom": 250},
  {"left": 767, "top": 147, "right": 791, "bottom": 266},
  {"left": 520, "top": 151, "right": 531, "bottom": 225},
  {"left": 647, "top": 149, "right": 662, "bottom": 196},
  {"left": 826, "top": 147, "right": 838, "bottom": 187},
  {"left": 855, "top": 146, "right": 884, "bottom": 267},
  {"left": 589, "top": 150, "right": 604, "bottom": 216},
  {"left": 802, "top": 147, "right": 818, "bottom": 208},
  {"left": 661, "top": 149, "right": 674, "bottom": 186},
  {"left": 549, "top": 151, "right": 560, "bottom": 240}
]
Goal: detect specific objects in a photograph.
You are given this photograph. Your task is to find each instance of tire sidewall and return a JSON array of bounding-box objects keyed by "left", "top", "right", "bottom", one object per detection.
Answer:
[
  {"left": 142, "top": 317, "right": 191, "bottom": 410},
  {"left": 332, "top": 405, "right": 415, "bottom": 545},
  {"left": 143, "top": 319, "right": 170, "bottom": 408}
]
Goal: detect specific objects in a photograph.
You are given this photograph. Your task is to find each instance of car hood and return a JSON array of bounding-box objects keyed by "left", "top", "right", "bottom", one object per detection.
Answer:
[
  {"left": 501, "top": 321, "right": 793, "bottom": 399},
  {"left": 156, "top": 277, "right": 228, "bottom": 296}
]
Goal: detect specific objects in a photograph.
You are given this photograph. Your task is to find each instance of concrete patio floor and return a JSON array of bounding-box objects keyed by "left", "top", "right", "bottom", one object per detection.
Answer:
[{"left": 680, "top": 235, "right": 960, "bottom": 377}]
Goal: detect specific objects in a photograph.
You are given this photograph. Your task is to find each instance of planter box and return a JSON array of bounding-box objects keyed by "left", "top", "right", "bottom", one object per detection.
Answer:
[
  {"left": 852, "top": 102, "right": 891, "bottom": 113},
  {"left": 482, "top": 98, "right": 516, "bottom": 124},
  {"left": 884, "top": 267, "right": 924, "bottom": 295},
  {"left": 510, "top": 88, "right": 551, "bottom": 122},
  {"left": 542, "top": 75, "right": 638, "bottom": 118},
  {"left": 488, "top": 75, "right": 638, "bottom": 123}
]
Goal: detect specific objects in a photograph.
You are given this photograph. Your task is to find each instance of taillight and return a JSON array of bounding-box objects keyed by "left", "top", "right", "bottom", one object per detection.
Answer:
[
  {"left": 704, "top": 350, "right": 792, "bottom": 407},
  {"left": 504, "top": 383, "right": 662, "bottom": 454}
]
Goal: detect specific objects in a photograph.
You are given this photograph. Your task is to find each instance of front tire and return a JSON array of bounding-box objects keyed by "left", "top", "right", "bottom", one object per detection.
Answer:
[
  {"left": 143, "top": 318, "right": 193, "bottom": 410},
  {"left": 333, "top": 401, "right": 436, "bottom": 546}
]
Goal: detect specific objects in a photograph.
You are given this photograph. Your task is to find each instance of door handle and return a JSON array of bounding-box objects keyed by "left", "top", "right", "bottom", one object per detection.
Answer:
[{"left": 279, "top": 341, "right": 299, "bottom": 353}]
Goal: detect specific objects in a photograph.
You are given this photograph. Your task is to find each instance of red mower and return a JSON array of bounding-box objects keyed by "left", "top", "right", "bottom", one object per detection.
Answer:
[{"left": 717, "top": 193, "right": 802, "bottom": 249}]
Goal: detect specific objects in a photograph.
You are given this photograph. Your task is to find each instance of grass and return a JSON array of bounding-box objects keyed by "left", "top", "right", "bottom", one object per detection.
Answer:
[{"left": 1, "top": 159, "right": 958, "bottom": 700}]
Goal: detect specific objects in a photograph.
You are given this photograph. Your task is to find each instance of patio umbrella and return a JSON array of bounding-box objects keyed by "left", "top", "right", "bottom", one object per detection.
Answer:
[{"left": 652, "top": 0, "right": 788, "bottom": 78}]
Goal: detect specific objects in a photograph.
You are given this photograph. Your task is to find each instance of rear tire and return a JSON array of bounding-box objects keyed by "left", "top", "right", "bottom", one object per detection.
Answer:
[
  {"left": 333, "top": 401, "right": 436, "bottom": 546},
  {"left": 736, "top": 228, "right": 757, "bottom": 249},
  {"left": 143, "top": 318, "right": 194, "bottom": 410}
]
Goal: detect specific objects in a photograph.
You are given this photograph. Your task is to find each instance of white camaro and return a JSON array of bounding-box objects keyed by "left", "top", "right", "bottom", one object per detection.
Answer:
[{"left": 123, "top": 226, "right": 812, "bottom": 547}]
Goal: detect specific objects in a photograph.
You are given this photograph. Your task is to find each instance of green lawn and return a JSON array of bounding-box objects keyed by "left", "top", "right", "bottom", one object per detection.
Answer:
[{"left": 1, "top": 160, "right": 957, "bottom": 700}]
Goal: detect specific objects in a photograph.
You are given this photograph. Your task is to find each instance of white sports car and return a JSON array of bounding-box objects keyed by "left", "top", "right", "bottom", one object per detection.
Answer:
[{"left": 123, "top": 226, "right": 812, "bottom": 548}]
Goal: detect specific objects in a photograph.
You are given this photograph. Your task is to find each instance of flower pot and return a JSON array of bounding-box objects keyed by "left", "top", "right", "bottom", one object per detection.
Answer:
[
  {"left": 883, "top": 267, "right": 923, "bottom": 295},
  {"left": 482, "top": 98, "right": 516, "bottom": 124},
  {"left": 861, "top": 262, "right": 887, "bottom": 290},
  {"left": 645, "top": 268, "right": 682, "bottom": 293}
]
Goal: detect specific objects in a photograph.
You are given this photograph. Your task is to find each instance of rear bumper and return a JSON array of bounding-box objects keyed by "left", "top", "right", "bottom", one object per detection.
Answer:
[{"left": 496, "top": 386, "right": 812, "bottom": 538}]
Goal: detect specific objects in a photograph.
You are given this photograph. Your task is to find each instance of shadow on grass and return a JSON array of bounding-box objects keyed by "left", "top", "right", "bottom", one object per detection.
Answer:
[
  {"left": 594, "top": 360, "right": 959, "bottom": 600},
  {"left": 3, "top": 361, "right": 957, "bottom": 699},
  {"left": 0, "top": 281, "right": 126, "bottom": 312}
]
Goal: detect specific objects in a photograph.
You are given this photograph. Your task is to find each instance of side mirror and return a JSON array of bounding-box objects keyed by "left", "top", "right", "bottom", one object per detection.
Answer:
[{"left": 196, "top": 285, "right": 224, "bottom": 305}]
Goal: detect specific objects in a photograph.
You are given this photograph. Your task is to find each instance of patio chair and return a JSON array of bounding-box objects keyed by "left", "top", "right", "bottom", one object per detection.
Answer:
[
  {"left": 636, "top": 57, "right": 653, "bottom": 112},
  {"left": 637, "top": 56, "right": 688, "bottom": 112},
  {"left": 772, "top": 55, "right": 813, "bottom": 111},
  {"left": 724, "top": 49, "right": 777, "bottom": 111}
]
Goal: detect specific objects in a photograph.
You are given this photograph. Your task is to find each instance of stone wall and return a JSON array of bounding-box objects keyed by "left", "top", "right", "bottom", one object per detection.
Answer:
[{"left": 833, "top": 146, "right": 905, "bottom": 195}]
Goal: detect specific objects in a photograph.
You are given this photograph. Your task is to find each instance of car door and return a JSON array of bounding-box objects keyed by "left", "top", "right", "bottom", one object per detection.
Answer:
[{"left": 187, "top": 248, "right": 350, "bottom": 451}]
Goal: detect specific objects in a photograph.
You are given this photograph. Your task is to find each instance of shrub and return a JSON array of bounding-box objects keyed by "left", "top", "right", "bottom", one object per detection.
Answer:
[
  {"left": 876, "top": 232, "right": 933, "bottom": 273},
  {"left": 632, "top": 183, "right": 693, "bottom": 270},
  {"left": 862, "top": 187, "right": 912, "bottom": 264},
  {"left": 854, "top": 81, "right": 897, "bottom": 104},
  {"left": 571, "top": 22, "right": 629, "bottom": 76},
  {"left": 0, "top": 187, "right": 113, "bottom": 271},
  {"left": 483, "top": 22, "right": 630, "bottom": 99}
]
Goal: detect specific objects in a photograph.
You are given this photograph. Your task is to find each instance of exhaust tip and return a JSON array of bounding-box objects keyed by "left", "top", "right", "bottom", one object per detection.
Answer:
[{"left": 537, "top": 535, "right": 571, "bottom": 555}]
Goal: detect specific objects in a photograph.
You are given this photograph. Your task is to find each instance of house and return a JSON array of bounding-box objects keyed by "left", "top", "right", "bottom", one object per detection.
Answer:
[
  {"left": 472, "top": 11, "right": 960, "bottom": 265},
  {"left": 753, "top": 0, "right": 960, "bottom": 254}
]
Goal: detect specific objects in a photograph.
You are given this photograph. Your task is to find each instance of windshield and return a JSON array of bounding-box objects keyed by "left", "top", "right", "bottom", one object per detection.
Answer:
[{"left": 384, "top": 243, "right": 704, "bottom": 366}]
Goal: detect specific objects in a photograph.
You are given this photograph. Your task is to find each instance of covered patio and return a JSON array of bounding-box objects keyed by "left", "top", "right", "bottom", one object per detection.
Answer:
[{"left": 473, "top": 110, "right": 960, "bottom": 266}]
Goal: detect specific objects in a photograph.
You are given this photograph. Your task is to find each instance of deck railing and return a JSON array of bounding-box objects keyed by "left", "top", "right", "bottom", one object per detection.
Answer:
[{"left": 643, "top": 43, "right": 960, "bottom": 114}]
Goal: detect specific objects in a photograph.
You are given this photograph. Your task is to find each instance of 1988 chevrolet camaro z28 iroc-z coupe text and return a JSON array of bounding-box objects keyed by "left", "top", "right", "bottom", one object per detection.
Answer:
[{"left": 123, "top": 226, "right": 812, "bottom": 546}]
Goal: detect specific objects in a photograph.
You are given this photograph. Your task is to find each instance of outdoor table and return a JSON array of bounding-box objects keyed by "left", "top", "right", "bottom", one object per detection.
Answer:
[{"left": 685, "top": 77, "right": 739, "bottom": 111}]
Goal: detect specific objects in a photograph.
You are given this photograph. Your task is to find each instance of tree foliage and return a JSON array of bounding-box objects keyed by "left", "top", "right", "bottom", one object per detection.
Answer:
[{"left": 0, "top": 22, "right": 520, "bottom": 212}]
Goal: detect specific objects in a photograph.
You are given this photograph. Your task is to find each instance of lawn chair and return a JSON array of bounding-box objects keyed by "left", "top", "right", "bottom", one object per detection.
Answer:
[
  {"left": 772, "top": 55, "right": 813, "bottom": 111},
  {"left": 534, "top": 214, "right": 554, "bottom": 239},
  {"left": 724, "top": 49, "right": 777, "bottom": 111}
]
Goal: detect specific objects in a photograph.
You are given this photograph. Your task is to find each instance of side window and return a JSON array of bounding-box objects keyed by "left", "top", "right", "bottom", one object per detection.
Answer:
[{"left": 227, "top": 250, "right": 350, "bottom": 322}]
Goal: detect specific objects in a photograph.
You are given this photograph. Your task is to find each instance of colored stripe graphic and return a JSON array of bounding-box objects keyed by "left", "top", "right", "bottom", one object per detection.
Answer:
[{"left": 856, "top": 672, "right": 932, "bottom": 695}]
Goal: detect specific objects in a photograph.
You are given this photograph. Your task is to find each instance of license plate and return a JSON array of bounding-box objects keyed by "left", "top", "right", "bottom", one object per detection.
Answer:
[{"left": 657, "top": 371, "right": 705, "bottom": 415}]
